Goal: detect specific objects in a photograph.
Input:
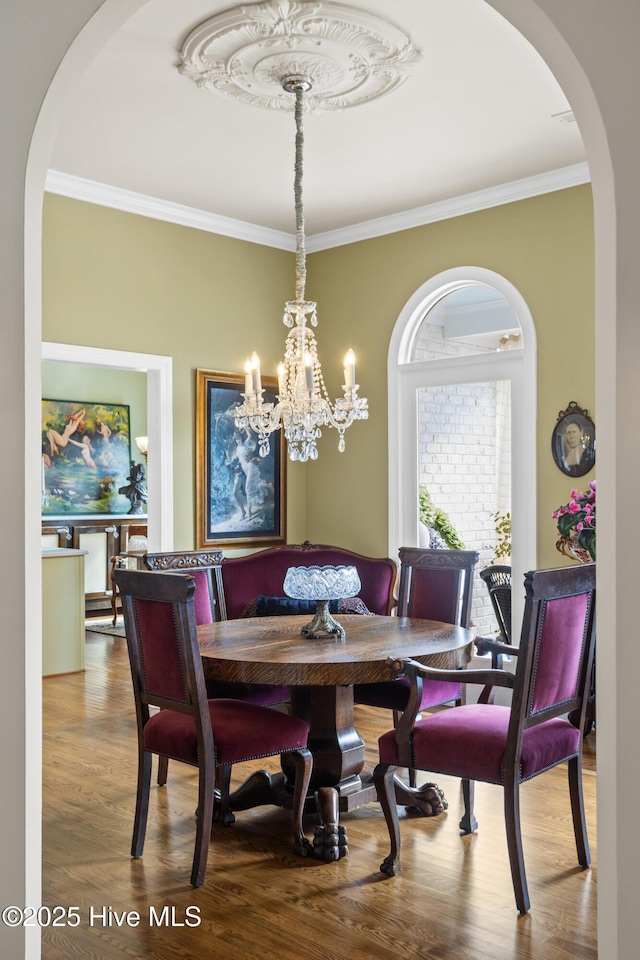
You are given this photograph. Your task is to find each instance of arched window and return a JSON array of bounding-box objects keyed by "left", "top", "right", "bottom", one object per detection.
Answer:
[{"left": 388, "top": 266, "right": 537, "bottom": 636}]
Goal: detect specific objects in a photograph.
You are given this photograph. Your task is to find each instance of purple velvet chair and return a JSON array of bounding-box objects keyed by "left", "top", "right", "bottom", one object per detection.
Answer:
[
  {"left": 143, "top": 549, "right": 225, "bottom": 620},
  {"left": 354, "top": 547, "right": 479, "bottom": 717},
  {"left": 373, "top": 563, "right": 596, "bottom": 915},
  {"left": 115, "top": 569, "right": 313, "bottom": 887},
  {"left": 144, "top": 549, "right": 290, "bottom": 709}
]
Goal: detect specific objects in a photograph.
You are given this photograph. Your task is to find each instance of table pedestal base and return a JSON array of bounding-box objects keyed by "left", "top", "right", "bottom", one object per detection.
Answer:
[
  {"left": 215, "top": 768, "right": 446, "bottom": 860},
  {"left": 212, "top": 681, "right": 448, "bottom": 859}
]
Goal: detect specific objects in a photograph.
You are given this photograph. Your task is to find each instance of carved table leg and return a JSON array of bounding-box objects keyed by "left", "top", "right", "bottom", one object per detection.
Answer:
[
  {"left": 283, "top": 685, "right": 368, "bottom": 859},
  {"left": 312, "top": 787, "right": 348, "bottom": 861}
]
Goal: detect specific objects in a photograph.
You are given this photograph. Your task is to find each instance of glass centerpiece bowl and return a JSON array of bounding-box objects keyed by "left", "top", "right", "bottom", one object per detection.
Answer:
[{"left": 283, "top": 565, "right": 361, "bottom": 640}]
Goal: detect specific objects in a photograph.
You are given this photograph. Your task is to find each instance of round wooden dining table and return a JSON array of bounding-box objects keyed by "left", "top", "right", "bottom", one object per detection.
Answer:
[{"left": 198, "top": 613, "right": 474, "bottom": 860}]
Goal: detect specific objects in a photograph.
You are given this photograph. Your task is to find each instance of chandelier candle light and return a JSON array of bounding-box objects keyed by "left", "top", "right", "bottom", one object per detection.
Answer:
[{"left": 235, "top": 75, "right": 368, "bottom": 462}]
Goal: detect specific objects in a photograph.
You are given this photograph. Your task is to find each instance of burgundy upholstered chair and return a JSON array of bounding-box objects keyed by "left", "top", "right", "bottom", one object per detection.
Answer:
[
  {"left": 115, "top": 568, "right": 313, "bottom": 887},
  {"left": 373, "top": 563, "right": 596, "bottom": 914},
  {"left": 143, "top": 549, "right": 225, "bottom": 622},
  {"left": 144, "top": 549, "right": 290, "bottom": 709},
  {"left": 354, "top": 547, "right": 479, "bottom": 717}
]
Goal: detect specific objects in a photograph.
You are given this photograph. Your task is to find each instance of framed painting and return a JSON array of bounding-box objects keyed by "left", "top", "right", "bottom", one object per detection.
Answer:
[
  {"left": 551, "top": 401, "right": 596, "bottom": 478},
  {"left": 42, "top": 399, "right": 135, "bottom": 516},
  {"left": 196, "top": 369, "right": 286, "bottom": 548}
]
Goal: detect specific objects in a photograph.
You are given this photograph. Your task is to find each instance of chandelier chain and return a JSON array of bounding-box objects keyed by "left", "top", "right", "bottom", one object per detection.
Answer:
[{"left": 293, "top": 83, "right": 306, "bottom": 303}]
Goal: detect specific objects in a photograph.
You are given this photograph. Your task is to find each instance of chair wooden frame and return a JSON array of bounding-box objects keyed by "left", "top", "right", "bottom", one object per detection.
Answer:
[
  {"left": 143, "top": 549, "right": 226, "bottom": 620},
  {"left": 373, "top": 564, "right": 596, "bottom": 914},
  {"left": 115, "top": 568, "right": 313, "bottom": 887},
  {"left": 142, "top": 549, "right": 290, "bottom": 786},
  {"left": 141, "top": 550, "right": 227, "bottom": 786},
  {"left": 354, "top": 546, "right": 479, "bottom": 714},
  {"left": 397, "top": 546, "right": 480, "bottom": 625}
]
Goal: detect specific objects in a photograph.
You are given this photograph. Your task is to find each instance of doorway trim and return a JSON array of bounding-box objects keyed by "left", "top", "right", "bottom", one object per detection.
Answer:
[{"left": 42, "top": 342, "right": 173, "bottom": 551}]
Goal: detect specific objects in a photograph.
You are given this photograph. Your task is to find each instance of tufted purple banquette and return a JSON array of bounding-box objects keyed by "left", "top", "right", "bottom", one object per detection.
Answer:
[{"left": 220, "top": 541, "right": 397, "bottom": 621}]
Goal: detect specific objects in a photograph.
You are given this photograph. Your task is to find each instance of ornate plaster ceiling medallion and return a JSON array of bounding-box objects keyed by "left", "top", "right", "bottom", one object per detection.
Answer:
[{"left": 178, "top": 1, "right": 422, "bottom": 111}]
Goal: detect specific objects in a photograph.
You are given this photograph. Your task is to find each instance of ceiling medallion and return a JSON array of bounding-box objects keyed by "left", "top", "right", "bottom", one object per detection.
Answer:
[{"left": 178, "top": 0, "right": 422, "bottom": 112}]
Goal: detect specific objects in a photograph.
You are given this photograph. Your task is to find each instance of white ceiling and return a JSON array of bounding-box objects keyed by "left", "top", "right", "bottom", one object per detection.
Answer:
[{"left": 50, "top": 0, "right": 587, "bottom": 238}]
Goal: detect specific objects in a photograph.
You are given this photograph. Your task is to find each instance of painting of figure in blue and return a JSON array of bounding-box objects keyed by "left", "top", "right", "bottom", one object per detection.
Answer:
[{"left": 202, "top": 374, "right": 284, "bottom": 546}]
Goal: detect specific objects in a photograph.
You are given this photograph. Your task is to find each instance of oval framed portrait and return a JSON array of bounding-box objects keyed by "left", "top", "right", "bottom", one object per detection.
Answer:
[{"left": 551, "top": 402, "right": 596, "bottom": 478}]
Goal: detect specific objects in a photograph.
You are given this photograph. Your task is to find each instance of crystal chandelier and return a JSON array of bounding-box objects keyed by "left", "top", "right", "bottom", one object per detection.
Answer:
[{"left": 234, "top": 76, "right": 368, "bottom": 463}]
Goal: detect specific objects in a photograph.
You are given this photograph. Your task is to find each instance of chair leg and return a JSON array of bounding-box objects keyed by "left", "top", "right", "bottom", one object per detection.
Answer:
[
  {"left": 504, "top": 777, "right": 530, "bottom": 915},
  {"left": 392, "top": 709, "right": 420, "bottom": 788},
  {"left": 215, "top": 764, "right": 235, "bottom": 826},
  {"left": 373, "top": 762, "right": 401, "bottom": 876},
  {"left": 191, "top": 759, "right": 214, "bottom": 887},
  {"left": 131, "top": 748, "right": 152, "bottom": 858},
  {"left": 459, "top": 779, "right": 478, "bottom": 834},
  {"left": 287, "top": 747, "right": 314, "bottom": 856},
  {"left": 568, "top": 755, "right": 591, "bottom": 867},
  {"left": 157, "top": 755, "right": 168, "bottom": 786}
]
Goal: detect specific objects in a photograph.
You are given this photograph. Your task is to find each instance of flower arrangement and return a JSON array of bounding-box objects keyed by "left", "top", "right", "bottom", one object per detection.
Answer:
[{"left": 553, "top": 480, "right": 596, "bottom": 562}]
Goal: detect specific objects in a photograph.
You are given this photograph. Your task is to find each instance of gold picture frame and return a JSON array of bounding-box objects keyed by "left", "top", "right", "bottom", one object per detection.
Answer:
[{"left": 196, "top": 369, "right": 286, "bottom": 549}]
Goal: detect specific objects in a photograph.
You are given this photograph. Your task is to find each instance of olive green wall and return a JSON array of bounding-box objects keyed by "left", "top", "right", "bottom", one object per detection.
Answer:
[
  {"left": 304, "top": 184, "right": 595, "bottom": 567},
  {"left": 42, "top": 193, "right": 307, "bottom": 549},
  {"left": 42, "top": 185, "right": 594, "bottom": 564}
]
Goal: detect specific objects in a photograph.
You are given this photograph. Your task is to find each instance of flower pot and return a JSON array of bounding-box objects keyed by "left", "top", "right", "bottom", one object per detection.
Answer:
[{"left": 556, "top": 535, "right": 593, "bottom": 564}]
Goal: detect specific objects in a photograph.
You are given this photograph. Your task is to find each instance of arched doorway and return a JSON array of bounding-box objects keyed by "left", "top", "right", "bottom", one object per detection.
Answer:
[
  {"left": 4, "top": 3, "right": 625, "bottom": 959},
  {"left": 389, "top": 266, "right": 536, "bottom": 634}
]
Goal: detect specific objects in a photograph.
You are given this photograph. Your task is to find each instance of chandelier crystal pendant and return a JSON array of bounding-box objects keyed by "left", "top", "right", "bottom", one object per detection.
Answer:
[{"left": 234, "top": 75, "right": 368, "bottom": 463}]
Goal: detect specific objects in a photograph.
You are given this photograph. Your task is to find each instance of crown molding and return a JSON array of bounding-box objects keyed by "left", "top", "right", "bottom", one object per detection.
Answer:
[
  {"left": 46, "top": 162, "right": 590, "bottom": 254},
  {"left": 305, "top": 162, "right": 591, "bottom": 251},
  {"left": 44, "top": 170, "right": 294, "bottom": 251}
]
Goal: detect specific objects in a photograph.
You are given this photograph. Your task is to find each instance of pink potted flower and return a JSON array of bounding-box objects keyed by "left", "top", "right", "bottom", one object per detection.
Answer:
[{"left": 552, "top": 481, "right": 596, "bottom": 562}]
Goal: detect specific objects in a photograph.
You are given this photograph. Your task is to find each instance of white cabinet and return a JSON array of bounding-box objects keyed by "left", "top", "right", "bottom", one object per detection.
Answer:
[
  {"left": 42, "top": 549, "right": 86, "bottom": 676},
  {"left": 42, "top": 518, "right": 147, "bottom": 616}
]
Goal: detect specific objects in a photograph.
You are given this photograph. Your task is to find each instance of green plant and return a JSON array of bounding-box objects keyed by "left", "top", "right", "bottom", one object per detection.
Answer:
[
  {"left": 492, "top": 510, "right": 511, "bottom": 562},
  {"left": 419, "top": 485, "right": 466, "bottom": 549}
]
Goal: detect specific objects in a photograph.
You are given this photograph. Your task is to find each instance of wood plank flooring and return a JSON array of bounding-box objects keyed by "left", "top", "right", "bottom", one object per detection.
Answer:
[{"left": 42, "top": 630, "right": 597, "bottom": 960}]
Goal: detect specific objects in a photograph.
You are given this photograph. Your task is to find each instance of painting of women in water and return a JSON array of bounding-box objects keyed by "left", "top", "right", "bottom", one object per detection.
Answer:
[{"left": 42, "top": 399, "right": 133, "bottom": 516}]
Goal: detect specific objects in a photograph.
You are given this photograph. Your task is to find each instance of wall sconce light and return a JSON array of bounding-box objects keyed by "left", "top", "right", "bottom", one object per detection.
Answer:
[{"left": 135, "top": 436, "right": 148, "bottom": 463}]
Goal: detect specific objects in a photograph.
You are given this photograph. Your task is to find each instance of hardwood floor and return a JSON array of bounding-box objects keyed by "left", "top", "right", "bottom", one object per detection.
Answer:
[{"left": 42, "top": 630, "right": 597, "bottom": 960}]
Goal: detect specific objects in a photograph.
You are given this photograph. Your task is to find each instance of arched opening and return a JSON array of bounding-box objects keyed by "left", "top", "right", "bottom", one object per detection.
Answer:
[
  {"left": 389, "top": 266, "right": 536, "bottom": 634},
  {"left": 6, "top": 2, "right": 622, "bottom": 958}
]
